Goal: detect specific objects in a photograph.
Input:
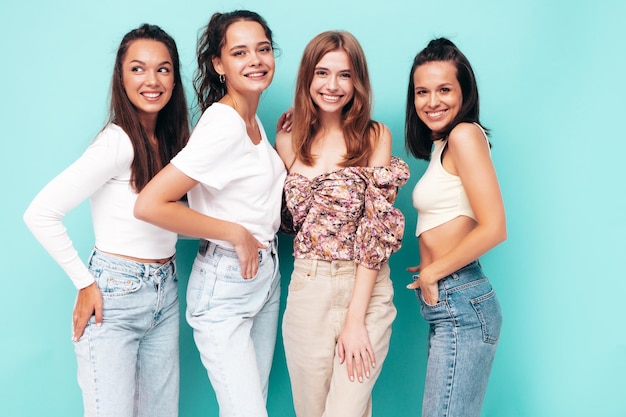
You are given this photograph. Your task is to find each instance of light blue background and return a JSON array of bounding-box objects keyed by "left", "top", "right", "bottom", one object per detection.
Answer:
[{"left": 2, "top": 0, "right": 624, "bottom": 416}]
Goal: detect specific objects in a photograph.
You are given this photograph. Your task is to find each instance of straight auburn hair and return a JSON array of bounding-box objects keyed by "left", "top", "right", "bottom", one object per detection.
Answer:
[{"left": 291, "top": 31, "right": 380, "bottom": 167}]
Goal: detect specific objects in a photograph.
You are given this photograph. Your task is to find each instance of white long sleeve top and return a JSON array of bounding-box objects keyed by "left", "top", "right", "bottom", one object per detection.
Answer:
[{"left": 24, "top": 124, "right": 177, "bottom": 289}]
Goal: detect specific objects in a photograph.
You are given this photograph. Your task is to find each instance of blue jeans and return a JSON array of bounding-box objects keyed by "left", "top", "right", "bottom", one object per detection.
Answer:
[
  {"left": 186, "top": 238, "right": 281, "bottom": 417},
  {"left": 415, "top": 260, "right": 502, "bottom": 417},
  {"left": 75, "top": 249, "right": 179, "bottom": 417}
]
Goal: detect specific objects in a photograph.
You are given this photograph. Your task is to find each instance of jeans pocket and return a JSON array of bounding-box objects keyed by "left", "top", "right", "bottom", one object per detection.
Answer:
[
  {"left": 471, "top": 289, "right": 502, "bottom": 344},
  {"left": 94, "top": 267, "right": 142, "bottom": 297}
]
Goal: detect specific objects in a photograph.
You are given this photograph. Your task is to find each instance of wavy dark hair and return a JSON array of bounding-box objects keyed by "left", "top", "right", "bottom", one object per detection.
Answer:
[
  {"left": 405, "top": 37, "right": 486, "bottom": 161},
  {"left": 109, "top": 23, "right": 190, "bottom": 191},
  {"left": 194, "top": 10, "right": 275, "bottom": 113},
  {"left": 291, "top": 30, "right": 379, "bottom": 167}
]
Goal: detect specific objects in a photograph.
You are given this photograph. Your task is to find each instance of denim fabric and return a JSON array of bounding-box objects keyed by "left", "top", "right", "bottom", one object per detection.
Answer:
[
  {"left": 282, "top": 260, "right": 396, "bottom": 417},
  {"left": 186, "top": 238, "right": 281, "bottom": 417},
  {"left": 415, "top": 261, "right": 502, "bottom": 417},
  {"left": 75, "top": 249, "right": 179, "bottom": 417}
]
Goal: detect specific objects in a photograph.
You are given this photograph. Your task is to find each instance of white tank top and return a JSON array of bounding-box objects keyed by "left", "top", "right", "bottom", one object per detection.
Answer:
[{"left": 412, "top": 124, "right": 489, "bottom": 237}]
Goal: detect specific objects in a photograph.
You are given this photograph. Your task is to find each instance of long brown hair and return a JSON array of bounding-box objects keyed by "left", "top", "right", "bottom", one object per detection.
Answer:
[
  {"left": 109, "top": 24, "right": 190, "bottom": 192},
  {"left": 291, "top": 31, "right": 379, "bottom": 167},
  {"left": 405, "top": 38, "right": 486, "bottom": 161},
  {"left": 193, "top": 10, "right": 275, "bottom": 113}
]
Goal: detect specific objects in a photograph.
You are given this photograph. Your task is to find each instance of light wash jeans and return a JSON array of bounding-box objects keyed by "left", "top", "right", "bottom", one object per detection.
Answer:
[
  {"left": 75, "top": 249, "right": 179, "bottom": 417},
  {"left": 415, "top": 260, "right": 502, "bottom": 417},
  {"left": 186, "top": 238, "right": 281, "bottom": 417}
]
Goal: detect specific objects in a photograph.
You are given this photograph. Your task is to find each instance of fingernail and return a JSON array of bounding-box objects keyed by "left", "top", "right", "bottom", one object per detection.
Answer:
[
  {"left": 350, "top": 376, "right": 354, "bottom": 382},
  {"left": 72, "top": 337, "right": 77, "bottom": 342},
  {"left": 366, "top": 371, "right": 370, "bottom": 378},
  {"left": 96, "top": 323, "right": 102, "bottom": 327},
  {"left": 359, "top": 376, "right": 363, "bottom": 383}
]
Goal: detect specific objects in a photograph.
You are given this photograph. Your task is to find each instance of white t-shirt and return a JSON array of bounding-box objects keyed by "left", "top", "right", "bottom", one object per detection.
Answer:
[
  {"left": 171, "top": 103, "right": 286, "bottom": 248},
  {"left": 23, "top": 124, "right": 177, "bottom": 289}
]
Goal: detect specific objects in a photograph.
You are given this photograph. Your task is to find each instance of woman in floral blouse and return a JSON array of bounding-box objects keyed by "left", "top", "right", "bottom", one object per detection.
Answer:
[{"left": 275, "top": 30, "right": 409, "bottom": 417}]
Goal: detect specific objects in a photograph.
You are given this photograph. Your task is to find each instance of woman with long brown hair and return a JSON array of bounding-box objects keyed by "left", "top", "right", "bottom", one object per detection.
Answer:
[
  {"left": 276, "top": 30, "right": 409, "bottom": 417},
  {"left": 24, "top": 24, "right": 189, "bottom": 417}
]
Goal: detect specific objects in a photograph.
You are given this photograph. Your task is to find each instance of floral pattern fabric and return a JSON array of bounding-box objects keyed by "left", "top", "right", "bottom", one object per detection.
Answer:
[{"left": 282, "top": 157, "right": 410, "bottom": 270}]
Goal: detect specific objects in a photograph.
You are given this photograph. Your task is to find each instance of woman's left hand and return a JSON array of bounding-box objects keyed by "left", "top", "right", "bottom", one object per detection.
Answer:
[
  {"left": 407, "top": 265, "right": 439, "bottom": 305},
  {"left": 337, "top": 318, "right": 375, "bottom": 383}
]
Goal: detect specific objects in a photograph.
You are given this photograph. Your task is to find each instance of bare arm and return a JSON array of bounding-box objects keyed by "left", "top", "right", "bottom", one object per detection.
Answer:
[
  {"left": 338, "top": 123, "right": 394, "bottom": 381},
  {"left": 275, "top": 129, "right": 296, "bottom": 169},
  {"left": 134, "top": 163, "right": 265, "bottom": 279},
  {"left": 410, "top": 123, "right": 506, "bottom": 291}
]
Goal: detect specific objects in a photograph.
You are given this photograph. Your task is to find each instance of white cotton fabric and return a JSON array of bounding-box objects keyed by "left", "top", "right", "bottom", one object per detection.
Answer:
[{"left": 24, "top": 124, "right": 177, "bottom": 289}]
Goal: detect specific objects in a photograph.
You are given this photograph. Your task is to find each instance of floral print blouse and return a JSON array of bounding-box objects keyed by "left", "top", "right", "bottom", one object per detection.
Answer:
[{"left": 282, "top": 156, "right": 410, "bottom": 270}]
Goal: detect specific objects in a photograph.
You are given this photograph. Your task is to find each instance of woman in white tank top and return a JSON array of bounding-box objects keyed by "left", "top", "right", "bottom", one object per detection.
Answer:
[{"left": 404, "top": 38, "right": 506, "bottom": 417}]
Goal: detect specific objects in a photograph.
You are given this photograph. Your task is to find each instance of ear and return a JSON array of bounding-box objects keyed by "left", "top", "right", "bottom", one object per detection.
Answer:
[{"left": 212, "top": 56, "right": 224, "bottom": 77}]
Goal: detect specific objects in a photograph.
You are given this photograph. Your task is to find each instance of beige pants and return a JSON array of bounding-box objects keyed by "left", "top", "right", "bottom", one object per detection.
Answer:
[{"left": 282, "top": 259, "right": 397, "bottom": 417}]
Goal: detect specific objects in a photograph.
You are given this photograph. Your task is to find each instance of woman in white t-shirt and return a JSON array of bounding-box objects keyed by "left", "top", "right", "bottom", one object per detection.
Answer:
[
  {"left": 23, "top": 25, "right": 189, "bottom": 417},
  {"left": 134, "top": 10, "right": 286, "bottom": 417}
]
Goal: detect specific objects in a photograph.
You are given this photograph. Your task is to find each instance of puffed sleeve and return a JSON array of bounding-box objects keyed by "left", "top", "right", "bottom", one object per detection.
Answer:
[{"left": 354, "top": 157, "right": 410, "bottom": 269}]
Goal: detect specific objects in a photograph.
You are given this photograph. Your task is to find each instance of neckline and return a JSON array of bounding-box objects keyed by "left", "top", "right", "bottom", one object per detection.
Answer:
[{"left": 213, "top": 103, "right": 264, "bottom": 146}]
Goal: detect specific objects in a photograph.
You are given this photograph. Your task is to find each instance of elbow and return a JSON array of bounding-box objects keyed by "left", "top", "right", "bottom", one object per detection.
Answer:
[
  {"left": 133, "top": 196, "right": 151, "bottom": 222},
  {"left": 493, "top": 220, "right": 507, "bottom": 245}
]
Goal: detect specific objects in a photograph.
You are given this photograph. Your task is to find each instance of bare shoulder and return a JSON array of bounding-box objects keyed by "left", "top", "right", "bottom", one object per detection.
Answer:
[
  {"left": 447, "top": 122, "right": 489, "bottom": 153},
  {"left": 369, "top": 122, "right": 392, "bottom": 166},
  {"left": 275, "top": 130, "right": 295, "bottom": 166}
]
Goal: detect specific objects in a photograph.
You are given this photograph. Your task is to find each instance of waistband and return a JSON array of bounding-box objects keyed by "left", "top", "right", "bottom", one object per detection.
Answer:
[
  {"left": 89, "top": 248, "right": 176, "bottom": 278},
  {"left": 198, "top": 237, "right": 278, "bottom": 259}
]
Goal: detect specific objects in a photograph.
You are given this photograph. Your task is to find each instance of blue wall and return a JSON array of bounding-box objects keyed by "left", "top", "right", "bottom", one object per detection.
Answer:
[{"left": 2, "top": 0, "right": 625, "bottom": 416}]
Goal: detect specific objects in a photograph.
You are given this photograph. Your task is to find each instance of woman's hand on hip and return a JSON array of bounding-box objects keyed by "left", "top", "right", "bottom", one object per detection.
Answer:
[
  {"left": 72, "top": 282, "right": 103, "bottom": 341},
  {"left": 407, "top": 265, "right": 439, "bottom": 305},
  {"left": 232, "top": 225, "right": 265, "bottom": 279}
]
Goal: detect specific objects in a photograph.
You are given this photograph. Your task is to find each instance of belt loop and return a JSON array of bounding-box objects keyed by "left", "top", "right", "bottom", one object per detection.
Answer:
[
  {"left": 198, "top": 239, "right": 208, "bottom": 257},
  {"left": 206, "top": 241, "right": 216, "bottom": 257}
]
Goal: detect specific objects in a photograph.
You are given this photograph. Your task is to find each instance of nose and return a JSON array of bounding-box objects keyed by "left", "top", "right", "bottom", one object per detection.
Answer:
[
  {"left": 249, "top": 51, "right": 262, "bottom": 66},
  {"left": 145, "top": 70, "right": 158, "bottom": 86},
  {"left": 428, "top": 92, "right": 439, "bottom": 108},
  {"left": 327, "top": 75, "right": 338, "bottom": 90}
]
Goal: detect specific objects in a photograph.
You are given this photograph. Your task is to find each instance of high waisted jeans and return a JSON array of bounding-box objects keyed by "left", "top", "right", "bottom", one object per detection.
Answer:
[
  {"left": 75, "top": 249, "right": 179, "bottom": 417},
  {"left": 415, "top": 260, "right": 502, "bottom": 417},
  {"left": 186, "top": 238, "right": 281, "bottom": 417},
  {"left": 283, "top": 259, "right": 396, "bottom": 417}
]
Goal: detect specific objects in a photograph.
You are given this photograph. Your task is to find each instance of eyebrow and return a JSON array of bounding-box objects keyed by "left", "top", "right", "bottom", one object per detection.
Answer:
[
  {"left": 228, "top": 41, "right": 272, "bottom": 52},
  {"left": 314, "top": 66, "right": 351, "bottom": 72},
  {"left": 128, "top": 59, "right": 172, "bottom": 66}
]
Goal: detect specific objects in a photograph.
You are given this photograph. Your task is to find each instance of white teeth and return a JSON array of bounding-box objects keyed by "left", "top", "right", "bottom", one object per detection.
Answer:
[
  {"left": 142, "top": 93, "right": 160, "bottom": 98},
  {"left": 428, "top": 110, "right": 445, "bottom": 117},
  {"left": 322, "top": 94, "right": 340, "bottom": 102},
  {"left": 246, "top": 72, "right": 264, "bottom": 77}
]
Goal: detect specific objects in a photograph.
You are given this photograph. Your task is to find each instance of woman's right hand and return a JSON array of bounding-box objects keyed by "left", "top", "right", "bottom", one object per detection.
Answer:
[
  {"left": 276, "top": 108, "right": 293, "bottom": 133},
  {"left": 232, "top": 225, "right": 266, "bottom": 279},
  {"left": 72, "top": 282, "right": 103, "bottom": 341}
]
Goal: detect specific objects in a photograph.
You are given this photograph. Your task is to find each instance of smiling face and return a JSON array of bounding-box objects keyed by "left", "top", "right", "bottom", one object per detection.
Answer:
[
  {"left": 121, "top": 39, "right": 174, "bottom": 127},
  {"left": 212, "top": 20, "right": 275, "bottom": 97},
  {"left": 309, "top": 49, "right": 354, "bottom": 115},
  {"left": 413, "top": 60, "right": 463, "bottom": 134}
]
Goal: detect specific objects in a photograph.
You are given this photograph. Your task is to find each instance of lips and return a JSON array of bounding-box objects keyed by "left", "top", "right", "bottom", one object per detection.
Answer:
[
  {"left": 141, "top": 92, "right": 163, "bottom": 101},
  {"left": 244, "top": 71, "right": 267, "bottom": 79},
  {"left": 321, "top": 94, "right": 341, "bottom": 102},
  {"left": 426, "top": 109, "right": 447, "bottom": 119}
]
